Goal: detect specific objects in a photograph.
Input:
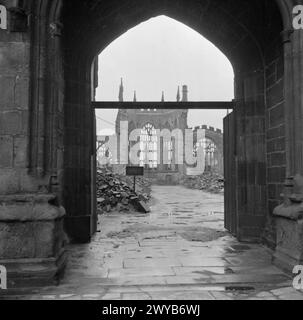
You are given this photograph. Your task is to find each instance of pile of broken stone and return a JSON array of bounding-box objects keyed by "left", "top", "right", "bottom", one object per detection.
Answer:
[
  {"left": 96, "top": 167, "right": 151, "bottom": 214},
  {"left": 182, "top": 171, "right": 224, "bottom": 194}
]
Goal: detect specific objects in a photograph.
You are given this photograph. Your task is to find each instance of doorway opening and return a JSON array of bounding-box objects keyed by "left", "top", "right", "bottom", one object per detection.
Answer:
[
  {"left": 58, "top": 12, "right": 288, "bottom": 293},
  {"left": 84, "top": 15, "right": 241, "bottom": 288},
  {"left": 94, "top": 15, "right": 234, "bottom": 234}
]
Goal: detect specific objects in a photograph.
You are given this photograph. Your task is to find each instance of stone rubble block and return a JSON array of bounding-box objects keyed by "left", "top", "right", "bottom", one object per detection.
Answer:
[
  {"left": 96, "top": 167, "right": 151, "bottom": 214},
  {"left": 182, "top": 171, "right": 224, "bottom": 193}
]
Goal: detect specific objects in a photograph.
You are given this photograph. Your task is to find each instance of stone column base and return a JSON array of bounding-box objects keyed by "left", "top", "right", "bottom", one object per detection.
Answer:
[
  {"left": 272, "top": 216, "right": 303, "bottom": 273},
  {"left": 1, "top": 248, "right": 68, "bottom": 288},
  {"left": 0, "top": 194, "right": 68, "bottom": 288}
]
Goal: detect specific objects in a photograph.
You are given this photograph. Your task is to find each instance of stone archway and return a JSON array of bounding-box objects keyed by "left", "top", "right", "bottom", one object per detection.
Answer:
[{"left": 1, "top": 0, "right": 302, "bottom": 286}]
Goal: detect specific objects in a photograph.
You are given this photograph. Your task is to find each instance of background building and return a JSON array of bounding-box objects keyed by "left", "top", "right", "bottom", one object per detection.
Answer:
[{"left": 112, "top": 83, "right": 224, "bottom": 184}]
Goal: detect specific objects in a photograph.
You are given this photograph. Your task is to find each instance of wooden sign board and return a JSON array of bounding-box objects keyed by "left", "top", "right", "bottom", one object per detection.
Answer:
[{"left": 126, "top": 166, "right": 144, "bottom": 176}]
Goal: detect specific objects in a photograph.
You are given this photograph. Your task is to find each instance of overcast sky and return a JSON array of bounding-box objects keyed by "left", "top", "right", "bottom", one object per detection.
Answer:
[{"left": 95, "top": 15, "right": 234, "bottom": 134}]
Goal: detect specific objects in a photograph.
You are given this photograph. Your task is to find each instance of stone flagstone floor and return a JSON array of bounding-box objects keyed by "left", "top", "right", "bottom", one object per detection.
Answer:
[{"left": 1, "top": 186, "right": 303, "bottom": 300}]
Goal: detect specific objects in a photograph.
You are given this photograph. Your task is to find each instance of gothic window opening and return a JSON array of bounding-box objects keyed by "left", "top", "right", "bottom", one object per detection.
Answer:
[
  {"left": 97, "top": 140, "right": 113, "bottom": 166},
  {"left": 195, "top": 138, "right": 218, "bottom": 171},
  {"left": 164, "top": 140, "right": 173, "bottom": 170},
  {"left": 140, "top": 123, "right": 158, "bottom": 169}
]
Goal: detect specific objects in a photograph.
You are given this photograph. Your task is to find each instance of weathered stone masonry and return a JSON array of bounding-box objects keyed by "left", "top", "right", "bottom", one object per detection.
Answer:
[{"left": 0, "top": 0, "right": 303, "bottom": 286}]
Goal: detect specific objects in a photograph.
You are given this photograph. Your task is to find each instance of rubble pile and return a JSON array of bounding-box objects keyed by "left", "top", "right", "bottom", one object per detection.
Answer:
[
  {"left": 182, "top": 171, "right": 224, "bottom": 194},
  {"left": 96, "top": 167, "right": 151, "bottom": 214}
]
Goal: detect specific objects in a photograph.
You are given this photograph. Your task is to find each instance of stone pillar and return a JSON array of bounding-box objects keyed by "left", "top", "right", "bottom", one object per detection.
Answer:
[
  {"left": 0, "top": 4, "right": 67, "bottom": 288},
  {"left": 273, "top": 28, "right": 303, "bottom": 272},
  {"left": 283, "top": 29, "right": 303, "bottom": 177}
]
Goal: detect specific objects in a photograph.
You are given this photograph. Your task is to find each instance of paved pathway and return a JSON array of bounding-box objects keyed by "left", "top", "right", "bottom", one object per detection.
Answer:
[{"left": 1, "top": 186, "right": 303, "bottom": 300}]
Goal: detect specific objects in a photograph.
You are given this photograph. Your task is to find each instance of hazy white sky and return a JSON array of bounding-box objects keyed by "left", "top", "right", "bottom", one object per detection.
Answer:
[{"left": 95, "top": 15, "right": 234, "bottom": 134}]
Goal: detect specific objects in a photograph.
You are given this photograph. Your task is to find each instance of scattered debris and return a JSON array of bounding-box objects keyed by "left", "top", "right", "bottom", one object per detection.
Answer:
[
  {"left": 182, "top": 171, "right": 224, "bottom": 193},
  {"left": 96, "top": 167, "right": 151, "bottom": 214}
]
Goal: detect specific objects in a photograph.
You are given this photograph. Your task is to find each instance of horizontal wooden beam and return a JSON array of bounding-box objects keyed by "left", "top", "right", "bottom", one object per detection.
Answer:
[{"left": 92, "top": 101, "right": 234, "bottom": 110}]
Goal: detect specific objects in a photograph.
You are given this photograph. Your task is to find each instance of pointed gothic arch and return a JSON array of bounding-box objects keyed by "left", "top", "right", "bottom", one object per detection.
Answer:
[{"left": 2, "top": 0, "right": 303, "bottom": 286}]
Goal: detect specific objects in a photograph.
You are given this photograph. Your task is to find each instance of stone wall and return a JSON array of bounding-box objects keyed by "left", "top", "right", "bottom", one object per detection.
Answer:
[
  {"left": 0, "top": 2, "right": 68, "bottom": 287},
  {"left": 264, "top": 39, "right": 286, "bottom": 248},
  {"left": 0, "top": 9, "right": 32, "bottom": 194},
  {"left": 192, "top": 125, "right": 224, "bottom": 175},
  {"left": 116, "top": 109, "right": 188, "bottom": 184}
]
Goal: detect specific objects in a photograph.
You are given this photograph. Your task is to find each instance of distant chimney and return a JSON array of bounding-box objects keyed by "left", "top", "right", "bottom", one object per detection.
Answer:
[
  {"left": 161, "top": 91, "right": 165, "bottom": 102},
  {"left": 182, "top": 85, "right": 188, "bottom": 102},
  {"left": 133, "top": 90, "right": 137, "bottom": 102}
]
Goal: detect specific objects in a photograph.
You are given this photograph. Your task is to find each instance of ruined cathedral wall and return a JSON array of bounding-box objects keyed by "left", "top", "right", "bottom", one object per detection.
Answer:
[{"left": 191, "top": 125, "right": 224, "bottom": 175}]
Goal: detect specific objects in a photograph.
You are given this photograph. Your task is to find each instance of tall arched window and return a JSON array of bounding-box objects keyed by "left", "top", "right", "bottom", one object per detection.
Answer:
[
  {"left": 140, "top": 123, "right": 158, "bottom": 168},
  {"left": 195, "top": 138, "right": 218, "bottom": 171}
]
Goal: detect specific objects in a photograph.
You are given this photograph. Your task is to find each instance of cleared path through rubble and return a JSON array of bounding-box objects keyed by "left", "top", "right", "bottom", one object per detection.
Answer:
[{"left": 2, "top": 186, "right": 303, "bottom": 300}]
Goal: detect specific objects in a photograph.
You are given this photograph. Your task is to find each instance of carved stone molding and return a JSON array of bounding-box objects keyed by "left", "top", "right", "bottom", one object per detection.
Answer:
[{"left": 0, "top": 194, "right": 66, "bottom": 222}]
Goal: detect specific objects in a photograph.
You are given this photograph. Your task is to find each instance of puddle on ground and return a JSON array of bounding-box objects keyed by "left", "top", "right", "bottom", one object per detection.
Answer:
[
  {"left": 193, "top": 267, "right": 235, "bottom": 276},
  {"left": 180, "top": 228, "right": 229, "bottom": 242},
  {"left": 230, "top": 245, "right": 251, "bottom": 251}
]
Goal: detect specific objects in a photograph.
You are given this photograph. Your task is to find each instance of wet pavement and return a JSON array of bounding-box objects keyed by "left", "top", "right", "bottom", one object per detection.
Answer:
[{"left": 1, "top": 186, "right": 303, "bottom": 300}]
